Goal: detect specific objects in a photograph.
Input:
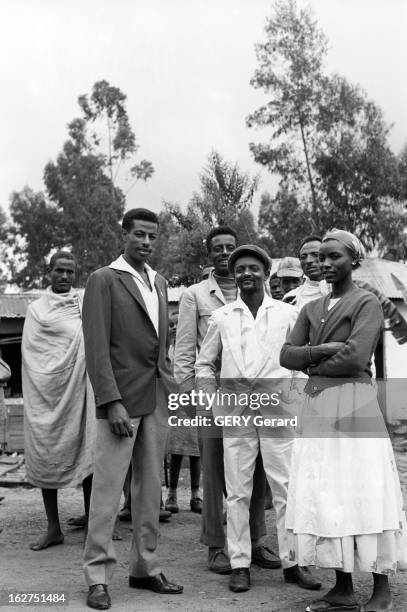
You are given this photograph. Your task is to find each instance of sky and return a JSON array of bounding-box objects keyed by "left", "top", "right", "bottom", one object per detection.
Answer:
[{"left": 1, "top": 0, "right": 406, "bottom": 217}]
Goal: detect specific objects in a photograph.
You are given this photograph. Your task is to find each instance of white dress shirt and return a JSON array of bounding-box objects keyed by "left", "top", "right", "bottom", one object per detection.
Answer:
[
  {"left": 110, "top": 255, "right": 159, "bottom": 334},
  {"left": 238, "top": 296, "right": 273, "bottom": 379}
]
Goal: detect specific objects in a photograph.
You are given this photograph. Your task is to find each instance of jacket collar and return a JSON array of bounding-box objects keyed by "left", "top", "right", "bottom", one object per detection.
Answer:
[
  {"left": 109, "top": 255, "right": 157, "bottom": 286},
  {"left": 109, "top": 259, "right": 165, "bottom": 338},
  {"left": 207, "top": 270, "right": 233, "bottom": 305}
]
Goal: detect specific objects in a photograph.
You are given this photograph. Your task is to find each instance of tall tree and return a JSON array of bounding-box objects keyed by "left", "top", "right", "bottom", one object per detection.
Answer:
[
  {"left": 8, "top": 187, "right": 63, "bottom": 288},
  {"left": 194, "top": 151, "right": 259, "bottom": 231},
  {"left": 8, "top": 81, "right": 153, "bottom": 287},
  {"left": 151, "top": 152, "right": 259, "bottom": 282},
  {"left": 247, "top": 0, "right": 327, "bottom": 225},
  {"left": 77, "top": 80, "right": 154, "bottom": 198},
  {"left": 43, "top": 118, "right": 125, "bottom": 283},
  {"left": 314, "top": 76, "right": 399, "bottom": 245},
  {"left": 250, "top": 1, "right": 401, "bottom": 250}
]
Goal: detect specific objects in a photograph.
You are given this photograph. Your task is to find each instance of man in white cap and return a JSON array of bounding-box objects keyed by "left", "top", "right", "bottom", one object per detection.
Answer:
[{"left": 276, "top": 257, "right": 303, "bottom": 301}]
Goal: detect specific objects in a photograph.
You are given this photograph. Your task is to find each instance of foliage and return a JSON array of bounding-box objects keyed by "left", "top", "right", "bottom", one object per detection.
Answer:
[
  {"left": 151, "top": 152, "right": 259, "bottom": 283},
  {"left": 43, "top": 117, "right": 125, "bottom": 284},
  {"left": 313, "top": 77, "right": 400, "bottom": 245},
  {"left": 250, "top": 0, "right": 404, "bottom": 252},
  {"left": 193, "top": 151, "right": 259, "bottom": 228},
  {"left": 77, "top": 80, "right": 154, "bottom": 195},
  {"left": 7, "top": 188, "right": 63, "bottom": 288},
  {"left": 398, "top": 143, "right": 407, "bottom": 200},
  {"left": 247, "top": 0, "right": 327, "bottom": 220},
  {"left": 375, "top": 198, "right": 407, "bottom": 262},
  {"left": 257, "top": 189, "right": 314, "bottom": 257},
  {"left": 8, "top": 81, "right": 153, "bottom": 287}
]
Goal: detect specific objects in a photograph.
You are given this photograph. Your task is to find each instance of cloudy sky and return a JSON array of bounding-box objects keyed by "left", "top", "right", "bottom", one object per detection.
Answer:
[{"left": 1, "top": 0, "right": 406, "bottom": 216}]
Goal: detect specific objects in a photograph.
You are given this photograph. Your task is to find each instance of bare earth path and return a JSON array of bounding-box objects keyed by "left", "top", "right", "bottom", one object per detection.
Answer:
[{"left": 1, "top": 457, "right": 406, "bottom": 612}]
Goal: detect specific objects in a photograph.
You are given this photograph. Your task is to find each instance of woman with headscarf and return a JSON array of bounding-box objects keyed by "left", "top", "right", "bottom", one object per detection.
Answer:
[{"left": 280, "top": 230, "right": 407, "bottom": 612}]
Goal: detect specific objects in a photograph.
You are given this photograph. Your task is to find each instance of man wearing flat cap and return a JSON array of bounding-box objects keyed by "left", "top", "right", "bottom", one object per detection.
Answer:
[
  {"left": 174, "top": 227, "right": 273, "bottom": 575},
  {"left": 196, "top": 245, "right": 321, "bottom": 594}
]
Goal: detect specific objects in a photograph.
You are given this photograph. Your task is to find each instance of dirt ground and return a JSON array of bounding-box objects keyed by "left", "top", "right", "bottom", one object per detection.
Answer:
[{"left": 1, "top": 466, "right": 407, "bottom": 612}]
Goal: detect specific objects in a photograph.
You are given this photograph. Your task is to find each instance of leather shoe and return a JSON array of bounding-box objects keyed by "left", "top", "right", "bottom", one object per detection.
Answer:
[
  {"left": 229, "top": 567, "right": 250, "bottom": 592},
  {"left": 207, "top": 548, "right": 232, "bottom": 574},
  {"left": 159, "top": 507, "right": 172, "bottom": 522},
  {"left": 129, "top": 573, "right": 183, "bottom": 594},
  {"left": 86, "top": 584, "right": 111, "bottom": 610},
  {"left": 283, "top": 565, "right": 322, "bottom": 590},
  {"left": 190, "top": 497, "right": 203, "bottom": 514},
  {"left": 165, "top": 496, "right": 179, "bottom": 513},
  {"left": 251, "top": 545, "right": 282, "bottom": 569}
]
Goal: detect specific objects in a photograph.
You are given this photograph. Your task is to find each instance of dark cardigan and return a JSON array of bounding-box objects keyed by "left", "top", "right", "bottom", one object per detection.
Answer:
[{"left": 280, "top": 285, "right": 383, "bottom": 395}]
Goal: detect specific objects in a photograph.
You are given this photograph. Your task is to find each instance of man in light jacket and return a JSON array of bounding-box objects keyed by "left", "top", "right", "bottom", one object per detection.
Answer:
[
  {"left": 174, "top": 227, "right": 275, "bottom": 574},
  {"left": 195, "top": 245, "right": 322, "bottom": 594}
]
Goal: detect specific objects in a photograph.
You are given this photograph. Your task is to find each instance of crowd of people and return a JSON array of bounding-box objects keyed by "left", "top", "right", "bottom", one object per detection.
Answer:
[{"left": 19, "top": 207, "right": 407, "bottom": 612}]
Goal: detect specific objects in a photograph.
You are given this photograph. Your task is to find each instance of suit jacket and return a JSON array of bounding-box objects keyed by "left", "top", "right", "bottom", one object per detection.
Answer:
[
  {"left": 82, "top": 266, "right": 172, "bottom": 418},
  {"left": 195, "top": 295, "right": 297, "bottom": 418},
  {"left": 173, "top": 270, "right": 227, "bottom": 392}
]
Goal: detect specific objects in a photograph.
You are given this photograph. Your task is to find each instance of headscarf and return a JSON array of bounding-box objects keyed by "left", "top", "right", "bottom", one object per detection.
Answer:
[{"left": 322, "top": 229, "right": 365, "bottom": 263}]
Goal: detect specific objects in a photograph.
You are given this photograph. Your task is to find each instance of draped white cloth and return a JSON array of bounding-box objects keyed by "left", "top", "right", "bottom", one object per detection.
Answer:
[{"left": 22, "top": 288, "right": 95, "bottom": 488}]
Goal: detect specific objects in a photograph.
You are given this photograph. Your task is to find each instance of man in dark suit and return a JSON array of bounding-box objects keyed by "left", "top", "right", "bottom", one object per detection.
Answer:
[{"left": 82, "top": 208, "right": 183, "bottom": 610}]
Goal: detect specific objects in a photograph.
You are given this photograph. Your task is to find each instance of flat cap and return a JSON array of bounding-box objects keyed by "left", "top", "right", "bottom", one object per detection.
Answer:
[{"left": 228, "top": 244, "right": 271, "bottom": 275}]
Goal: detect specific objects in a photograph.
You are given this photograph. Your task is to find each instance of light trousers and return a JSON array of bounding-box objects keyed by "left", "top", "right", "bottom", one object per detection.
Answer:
[
  {"left": 223, "top": 426, "right": 295, "bottom": 570},
  {"left": 200, "top": 433, "right": 267, "bottom": 548},
  {"left": 83, "top": 401, "right": 168, "bottom": 586}
]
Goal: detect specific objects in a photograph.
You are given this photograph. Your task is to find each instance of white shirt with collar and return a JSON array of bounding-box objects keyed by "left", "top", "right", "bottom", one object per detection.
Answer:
[
  {"left": 196, "top": 293, "right": 296, "bottom": 383},
  {"left": 109, "top": 255, "right": 159, "bottom": 334},
  {"left": 238, "top": 295, "right": 274, "bottom": 378}
]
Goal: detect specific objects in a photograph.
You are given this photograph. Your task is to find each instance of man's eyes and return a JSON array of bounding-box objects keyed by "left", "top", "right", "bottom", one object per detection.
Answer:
[
  {"left": 134, "top": 233, "right": 157, "bottom": 240},
  {"left": 300, "top": 252, "right": 318, "bottom": 259}
]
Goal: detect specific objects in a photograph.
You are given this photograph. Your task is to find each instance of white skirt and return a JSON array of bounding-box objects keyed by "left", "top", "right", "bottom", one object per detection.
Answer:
[{"left": 285, "top": 382, "right": 407, "bottom": 574}]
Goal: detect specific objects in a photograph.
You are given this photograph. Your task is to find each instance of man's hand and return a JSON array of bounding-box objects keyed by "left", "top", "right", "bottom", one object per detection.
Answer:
[{"left": 106, "top": 401, "right": 133, "bottom": 437}]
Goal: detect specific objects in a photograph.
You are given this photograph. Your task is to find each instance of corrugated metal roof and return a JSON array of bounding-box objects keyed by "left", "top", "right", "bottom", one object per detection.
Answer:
[
  {"left": 0, "top": 293, "right": 41, "bottom": 318},
  {"left": 353, "top": 258, "right": 407, "bottom": 299}
]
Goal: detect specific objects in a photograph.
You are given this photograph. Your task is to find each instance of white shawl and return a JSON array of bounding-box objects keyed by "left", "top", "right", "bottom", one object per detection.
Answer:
[{"left": 22, "top": 288, "right": 95, "bottom": 488}]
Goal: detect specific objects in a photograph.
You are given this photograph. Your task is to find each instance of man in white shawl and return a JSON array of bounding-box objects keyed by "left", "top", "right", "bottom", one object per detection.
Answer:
[{"left": 22, "top": 251, "right": 95, "bottom": 551}]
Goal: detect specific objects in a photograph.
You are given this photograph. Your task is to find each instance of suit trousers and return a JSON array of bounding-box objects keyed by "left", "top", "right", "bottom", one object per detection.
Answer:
[
  {"left": 83, "top": 397, "right": 168, "bottom": 585},
  {"left": 200, "top": 432, "right": 267, "bottom": 548},
  {"left": 223, "top": 426, "right": 296, "bottom": 570}
]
